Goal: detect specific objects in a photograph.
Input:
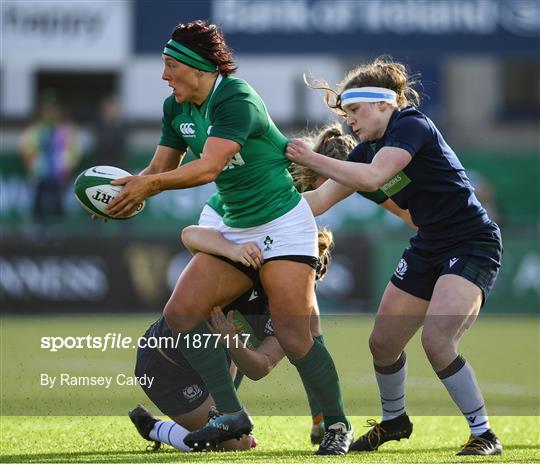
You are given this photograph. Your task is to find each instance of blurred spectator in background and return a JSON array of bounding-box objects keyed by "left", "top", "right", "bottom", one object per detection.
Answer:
[
  {"left": 19, "top": 90, "right": 81, "bottom": 223},
  {"left": 91, "top": 95, "right": 128, "bottom": 168}
]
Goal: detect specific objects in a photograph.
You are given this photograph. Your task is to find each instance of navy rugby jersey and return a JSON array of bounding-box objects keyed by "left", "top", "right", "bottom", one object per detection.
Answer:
[
  {"left": 146, "top": 284, "right": 274, "bottom": 367},
  {"left": 347, "top": 106, "right": 494, "bottom": 249}
]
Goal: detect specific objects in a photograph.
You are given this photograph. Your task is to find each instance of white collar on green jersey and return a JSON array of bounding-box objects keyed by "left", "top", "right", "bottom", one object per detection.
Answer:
[{"left": 204, "top": 74, "right": 223, "bottom": 119}]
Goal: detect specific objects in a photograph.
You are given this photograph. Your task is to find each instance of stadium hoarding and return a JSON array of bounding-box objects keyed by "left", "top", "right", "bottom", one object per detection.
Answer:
[
  {"left": 0, "top": 234, "right": 374, "bottom": 313},
  {"left": 1, "top": 233, "right": 538, "bottom": 314},
  {"left": 134, "top": 0, "right": 540, "bottom": 56},
  {"left": 1, "top": 0, "right": 130, "bottom": 62},
  {"left": 1, "top": 0, "right": 130, "bottom": 118}
]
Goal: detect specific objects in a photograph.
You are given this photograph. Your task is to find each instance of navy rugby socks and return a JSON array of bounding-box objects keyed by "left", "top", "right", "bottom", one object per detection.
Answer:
[
  {"left": 291, "top": 337, "right": 350, "bottom": 430},
  {"left": 178, "top": 322, "right": 242, "bottom": 413}
]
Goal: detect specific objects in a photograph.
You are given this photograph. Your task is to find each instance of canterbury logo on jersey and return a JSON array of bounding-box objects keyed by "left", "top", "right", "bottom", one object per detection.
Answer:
[{"left": 179, "top": 123, "right": 196, "bottom": 137}]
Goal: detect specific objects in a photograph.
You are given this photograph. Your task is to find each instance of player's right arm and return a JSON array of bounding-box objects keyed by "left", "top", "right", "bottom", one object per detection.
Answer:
[
  {"left": 207, "top": 308, "right": 285, "bottom": 381},
  {"left": 303, "top": 179, "right": 355, "bottom": 216},
  {"left": 305, "top": 178, "right": 416, "bottom": 229},
  {"left": 138, "top": 145, "right": 185, "bottom": 176},
  {"left": 181, "top": 226, "right": 263, "bottom": 269}
]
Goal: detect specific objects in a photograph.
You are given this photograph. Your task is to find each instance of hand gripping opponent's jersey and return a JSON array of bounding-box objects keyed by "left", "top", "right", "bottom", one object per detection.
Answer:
[
  {"left": 348, "top": 107, "right": 494, "bottom": 251},
  {"left": 159, "top": 75, "right": 301, "bottom": 228}
]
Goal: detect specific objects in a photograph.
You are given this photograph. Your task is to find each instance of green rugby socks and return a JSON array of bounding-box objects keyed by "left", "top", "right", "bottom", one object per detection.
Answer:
[
  {"left": 234, "top": 371, "right": 244, "bottom": 389},
  {"left": 292, "top": 337, "right": 350, "bottom": 430},
  {"left": 299, "top": 334, "right": 324, "bottom": 419},
  {"left": 177, "top": 322, "right": 242, "bottom": 413}
]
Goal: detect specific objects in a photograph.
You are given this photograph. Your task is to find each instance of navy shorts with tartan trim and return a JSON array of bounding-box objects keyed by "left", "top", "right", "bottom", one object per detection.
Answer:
[{"left": 390, "top": 234, "right": 502, "bottom": 306}]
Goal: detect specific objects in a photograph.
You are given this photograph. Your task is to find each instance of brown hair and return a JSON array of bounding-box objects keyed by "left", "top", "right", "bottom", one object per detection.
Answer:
[
  {"left": 307, "top": 56, "right": 421, "bottom": 115},
  {"left": 316, "top": 228, "right": 334, "bottom": 281},
  {"left": 290, "top": 123, "right": 356, "bottom": 192},
  {"left": 171, "top": 20, "right": 237, "bottom": 76}
]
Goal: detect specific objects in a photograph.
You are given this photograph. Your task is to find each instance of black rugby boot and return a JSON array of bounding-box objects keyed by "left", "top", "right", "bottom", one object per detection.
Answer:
[
  {"left": 184, "top": 408, "right": 254, "bottom": 451},
  {"left": 128, "top": 404, "right": 161, "bottom": 451},
  {"left": 350, "top": 413, "right": 413, "bottom": 451},
  {"left": 456, "top": 429, "right": 503, "bottom": 456}
]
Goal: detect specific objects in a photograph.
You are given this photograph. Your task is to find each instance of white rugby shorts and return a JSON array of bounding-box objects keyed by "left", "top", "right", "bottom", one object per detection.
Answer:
[
  {"left": 198, "top": 204, "right": 222, "bottom": 228},
  {"left": 216, "top": 197, "right": 318, "bottom": 260}
]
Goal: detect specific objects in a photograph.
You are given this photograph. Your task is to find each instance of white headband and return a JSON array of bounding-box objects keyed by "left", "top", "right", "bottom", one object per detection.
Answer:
[{"left": 341, "top": 87, "right": 397, "bottom": 106}]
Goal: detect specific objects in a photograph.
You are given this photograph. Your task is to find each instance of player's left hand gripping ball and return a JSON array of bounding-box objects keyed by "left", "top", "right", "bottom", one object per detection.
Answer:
[
  {"left": 74, "top": 165, "right": 146, "bottom": 220},
  {"left": 107, "top": 174, "right": 154, "bottom": 218}
]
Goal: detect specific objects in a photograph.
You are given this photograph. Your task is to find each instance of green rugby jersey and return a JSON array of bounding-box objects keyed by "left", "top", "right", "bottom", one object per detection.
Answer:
[
  {"left": 159, "top": 75, "right": 300, "bottom": 228},
  {"left": 206, "top": 192, "right": 225, "bottom": 217}
]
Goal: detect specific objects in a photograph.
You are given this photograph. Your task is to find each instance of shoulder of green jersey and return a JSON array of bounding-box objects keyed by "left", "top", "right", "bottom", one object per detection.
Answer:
[
  {"left": 216, "top": 77, "right": 254, "bottom": 97},
  {"left": 163, "top": 94, "right": 187, "bottom": 116}
]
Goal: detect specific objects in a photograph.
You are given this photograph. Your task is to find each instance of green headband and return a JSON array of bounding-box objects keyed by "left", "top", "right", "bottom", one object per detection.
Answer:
[{"left": 163, "top": 39, "right": 217, "bottom": 72}]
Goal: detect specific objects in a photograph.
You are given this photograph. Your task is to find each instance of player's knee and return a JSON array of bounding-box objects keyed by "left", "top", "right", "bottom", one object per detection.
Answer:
[
  {"left": 369, "top": 332, "right": 392, "bottom": 358},
  {"left": 180, "top": 226, "right": 196, "bottom": 247},
  {"left": 163, "top": 299, "right": 198, "bottom": 333},
  {"left": 275, "top": 327, "right": 312, "bottom": 360},
  {"left": 421, "top": 329, "right": 452, "bottom": 361}
]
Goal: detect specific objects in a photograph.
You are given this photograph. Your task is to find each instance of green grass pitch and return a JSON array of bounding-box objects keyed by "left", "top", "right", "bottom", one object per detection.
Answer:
[
  {"left": 1, "top": 314, "right": 539, "bottom": 462},
  {"left": 1, "top": 415, "right": 539, "bottom": 463}
]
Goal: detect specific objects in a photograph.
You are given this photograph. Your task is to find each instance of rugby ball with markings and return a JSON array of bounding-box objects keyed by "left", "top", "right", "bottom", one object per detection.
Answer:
[{"left": 74, "top": 165, "right": 145, "bottom": 220}]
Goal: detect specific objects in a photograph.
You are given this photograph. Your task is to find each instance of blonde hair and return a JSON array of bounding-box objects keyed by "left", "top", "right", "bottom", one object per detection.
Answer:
[
  {"left": 316, "top": 228, "right": 334, "bottom": 281},
  {"left": 290, "top": 123, "right": 356, "bottom": 192},
  {"left": 307, "top": 56, "right": 421, "bottom": 116}
]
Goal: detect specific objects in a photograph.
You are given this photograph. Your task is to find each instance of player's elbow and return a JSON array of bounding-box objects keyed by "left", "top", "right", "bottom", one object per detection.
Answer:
[
  {"left": 245, "top": 358, "right": 275, "bottom": 380},
  {"left": 202, "top": 168, "right": 220, "bottom": 183},
  {"left": 355, "top": 166, "right": 387, "bottom": 192},
  {"left": 200, "top": 160, "right": 224, "bottom": 183}
]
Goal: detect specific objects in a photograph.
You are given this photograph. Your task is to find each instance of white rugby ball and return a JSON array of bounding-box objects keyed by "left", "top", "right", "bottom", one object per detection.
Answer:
[{"left": 73, "top": 165, "right": 145, "bottom": 220}]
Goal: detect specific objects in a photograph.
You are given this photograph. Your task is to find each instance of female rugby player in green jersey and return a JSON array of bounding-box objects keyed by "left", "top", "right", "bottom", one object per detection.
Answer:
[
  {"left": 287, "top": 57, "right": 503, "bottom": 456},
  {"left": 106, "top": 20, "right": 351, "bottom": 455}
]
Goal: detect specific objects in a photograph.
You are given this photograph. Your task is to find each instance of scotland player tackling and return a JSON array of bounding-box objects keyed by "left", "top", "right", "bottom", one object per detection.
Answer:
[{"left": 287, "top": 57, "right": 503, "bottom": 456}]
